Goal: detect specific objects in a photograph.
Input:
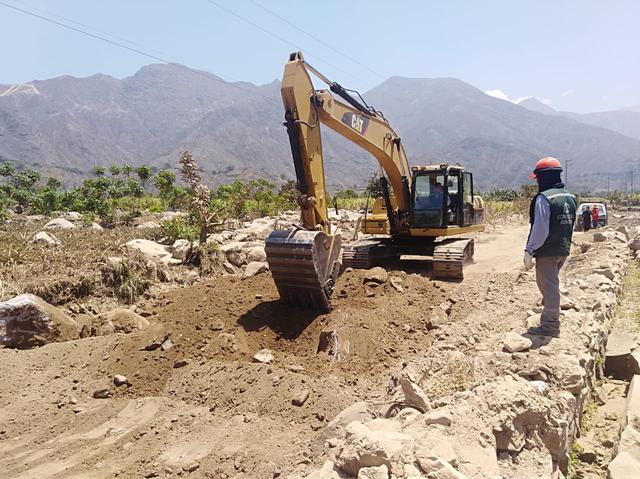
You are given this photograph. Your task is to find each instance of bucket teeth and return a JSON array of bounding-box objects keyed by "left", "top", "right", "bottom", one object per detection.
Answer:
[{"left": 265, "top": 229, "right": 342, "bottom": 312}]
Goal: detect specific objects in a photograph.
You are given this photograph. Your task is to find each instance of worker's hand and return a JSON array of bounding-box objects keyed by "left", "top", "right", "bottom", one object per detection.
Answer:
[{"left": 523, "top": 252, "right": 534, "bottom": 270}]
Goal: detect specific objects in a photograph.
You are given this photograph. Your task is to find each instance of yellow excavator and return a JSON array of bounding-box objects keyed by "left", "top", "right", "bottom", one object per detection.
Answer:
[{"left": 265, "top": 52, "right": 485, "bottom": 311}]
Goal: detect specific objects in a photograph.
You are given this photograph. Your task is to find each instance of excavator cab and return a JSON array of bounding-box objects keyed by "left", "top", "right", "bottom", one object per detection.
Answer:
[{"left": 410, "top": 165, "right": 477, "bottom": 229}]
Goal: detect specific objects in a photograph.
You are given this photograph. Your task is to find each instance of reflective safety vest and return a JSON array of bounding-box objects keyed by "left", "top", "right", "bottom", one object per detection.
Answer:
[{"left": 528, "top": 188, "right": 577, "bottom": 257}]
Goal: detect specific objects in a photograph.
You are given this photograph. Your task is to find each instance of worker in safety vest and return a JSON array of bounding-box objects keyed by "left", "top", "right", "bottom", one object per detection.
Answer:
[{"left": 523, "top": 157, "right": 577, "bottom": 337}]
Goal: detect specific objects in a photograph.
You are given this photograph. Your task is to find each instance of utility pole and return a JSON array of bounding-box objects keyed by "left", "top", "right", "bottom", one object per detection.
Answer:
[
  {"left": 632, "top": 168, "right": 634, "bottom": 194},
  {"left": 607, "top": 175, "right": 610, "bottom": 195},
  {"left": 565, "top": 159, "right": 571, "bottom": 188}
]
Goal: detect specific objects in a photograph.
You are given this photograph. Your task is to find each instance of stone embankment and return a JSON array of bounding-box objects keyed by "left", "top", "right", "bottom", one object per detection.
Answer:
[{"left": 302, "top": 227, "right": 637, "bottom": 479}]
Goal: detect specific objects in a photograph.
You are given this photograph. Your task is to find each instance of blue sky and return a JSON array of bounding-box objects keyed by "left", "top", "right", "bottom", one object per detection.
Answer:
[{"left": 1, "top": 0, "right": 639, "bottom": 113}]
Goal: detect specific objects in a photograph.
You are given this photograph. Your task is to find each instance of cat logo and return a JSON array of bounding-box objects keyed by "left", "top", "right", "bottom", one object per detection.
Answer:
[{"left": 341, "top": 112, "right": 369, "bottom": 135}]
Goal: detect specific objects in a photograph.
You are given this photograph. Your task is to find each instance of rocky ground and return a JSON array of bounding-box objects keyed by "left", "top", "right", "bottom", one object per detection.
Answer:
[{"left": 1, "top": 210, "right": 640, "bottom": 479}]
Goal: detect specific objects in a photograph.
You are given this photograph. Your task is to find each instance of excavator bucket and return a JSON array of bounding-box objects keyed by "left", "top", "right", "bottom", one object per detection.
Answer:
[{"left": 265, "top": 229, "right": 342, "bottom": 312}]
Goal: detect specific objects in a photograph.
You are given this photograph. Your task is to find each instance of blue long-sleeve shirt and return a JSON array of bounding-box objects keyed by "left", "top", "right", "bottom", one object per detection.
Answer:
[{"left": 525, "top": 195, "right": 550, "bottom": 255}]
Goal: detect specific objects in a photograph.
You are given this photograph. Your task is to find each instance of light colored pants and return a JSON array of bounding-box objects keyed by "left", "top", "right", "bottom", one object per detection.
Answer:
[{"left": 535, "top": 256, "right": 566, "bottom": 332}]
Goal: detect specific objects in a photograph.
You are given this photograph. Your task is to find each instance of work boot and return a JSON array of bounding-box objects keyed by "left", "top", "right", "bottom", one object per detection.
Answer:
[{"left": 527, "top": 326, "right": 560, "bottom": 338}]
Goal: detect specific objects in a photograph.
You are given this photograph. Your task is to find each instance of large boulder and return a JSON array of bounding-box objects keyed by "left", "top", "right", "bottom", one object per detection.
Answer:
[
  {"left": 605, "top": 333, "right": 640, "bottom": 380},
  {"left": 243, "top": 261, "right": 269, "bottom": 278},
  {"left": 44, "top": 218, "right": 75, "bottom": 230},
  {"left": 32, "top": 231, "right": 60, "bottom": 246},
  {"left": 171, "top": 239, "right": 191, "bottom": 260},
  {"left": 125, "top": 239, "right": 180, "bottom": 265},
  {"left": 0, "top": 294, "right": 81, "bottom": 348},
  {"left": 136, "top": 221, "right": 161, "bottom": 229},
  {"left": 607, "top": 451, "right": 640, "bottom": 479},
  {"left": 63, "top": 211, "right": 82, "bottom": 221},
  {"left": 247, "top": 245, "right": 267, "bottom": 263},
  {"left": 336, "top": 421, "right": 414, "bottom": 477}
]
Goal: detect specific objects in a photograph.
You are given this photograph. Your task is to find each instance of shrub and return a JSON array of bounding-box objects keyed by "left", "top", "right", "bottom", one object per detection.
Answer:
[
  {"left": 101, "top": 258, "right": 148, "bottom": 304},
  {"left": 161, "top": 217, "right": 199, "bottom": 243}
]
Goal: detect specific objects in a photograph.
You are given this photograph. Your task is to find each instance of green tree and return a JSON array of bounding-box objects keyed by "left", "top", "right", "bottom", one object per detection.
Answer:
[
  {"left": 93, "top": 166, "right": 106, "bottom": 177},
  {"left": 0, "top": 161, "right": 15, "bottom": 177},
  {"left": 122, "top": 164, "right": 133, "bottom": 178},
  {"left": 45, "top": 176, "right": 61, "bottom": 190},
  {"left": 154, "top": 169, "right": 178, "bottom": 209},
  {"left": 135, "top": 165, "right": 153, "bottom": 188},
  {"left": 109, "top": 165, "right": 122, "bottom": 176}
]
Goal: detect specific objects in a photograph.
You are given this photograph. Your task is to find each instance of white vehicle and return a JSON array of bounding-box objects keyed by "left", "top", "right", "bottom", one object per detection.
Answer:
[{"left": 576, "top": 201, "right": 608, "bottom": 230}]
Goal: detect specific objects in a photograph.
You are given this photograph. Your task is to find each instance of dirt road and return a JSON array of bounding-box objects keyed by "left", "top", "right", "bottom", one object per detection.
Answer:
[{"left": 0, "top": 221, "right": 602, "bottom": 478}]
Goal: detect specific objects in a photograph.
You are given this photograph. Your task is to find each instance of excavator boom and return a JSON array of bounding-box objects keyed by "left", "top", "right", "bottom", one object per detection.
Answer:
[{"left": 265, "top": 52, "right": 414, "bottom": 311}]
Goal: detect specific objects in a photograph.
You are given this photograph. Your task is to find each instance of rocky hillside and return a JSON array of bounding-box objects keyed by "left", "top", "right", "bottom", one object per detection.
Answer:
[
  {"left": 2, "top": 64, "right": 640, "bottom": 190},
  {"left": 365, "top": 77, "right": 640, "bottom": 190}
]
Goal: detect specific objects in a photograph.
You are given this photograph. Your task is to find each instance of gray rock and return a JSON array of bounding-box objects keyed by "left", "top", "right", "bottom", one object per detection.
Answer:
[
  {"left": 292, "top": 388, "right": 310, "bottom": 406},
  {"left": 32, "top": 231, "right": 60, "bottom": 246},
  {"left": 253, "top": 348, "right": 274, "bottom": 364},
  {"left": 113, "top": 374, "right": 128, "bottom": 386},
  {"left": 125, "top": 239, "right": 179, "bottom": 265},
  {"left": 605, "top": 334, "right": 640, "bottom": 380},
  {"left": 616, "top": 225, "right": 631, "bottom": 240},
  {"left": 426, "top": 307, "right": 450, "bottom": 329},
  {"left": 503, "top": 332, "right": 532, "bottom": 353},
  {"left": 63, "top": 211, "right": 82, "bottom": 221},
  {"left": 44, "top": 218, "right": 75, "bottom": 230},
  {"left": 136, "top": 221, "right": 161, "bottom": 229},
  {"left": 93, "top": 388, "right": 110, "bottom": 399},
  {"left": 243, "top": 261, "right": 269, "bottom": 278},
  {"left": 400, "top": 378, "right": 431, "bottom": 412},
  {"left": 423, "top": 409, "right": 453, "bottom": 426},
  {"left": 336, "top": 421, "right": 414, "bottom": 477},
  {"left": 593, "top": 232, "right": 608, "bottom": 242},
  {"left": 364, "top": 267, "right": 388, "bottom": 285},
  {"left": 629, "top": 238, "right": 640, "bottom": 252},
  {"left": 171, "top": 239, "right": 191, "bottom": 260},
  {"left": 0, "top": 294, "right": 81, "bottom": 348},
  {"left": 98, "top": 309, "right": 150, "bottom": 335},
  {"left": 160, "top": 338, "right": 174, "bottom": 351},
  {"left": 607, "top": 451, "right": 640, "bottom": 478},
  {"left": 246, "top": 245, "right": 267, "bottom": 263},
  {"left": 226, "top": 251, "right": 246, "bottom": 267},
  {"left": 357, "top": 464, "right": 389, "bottom": 479}
]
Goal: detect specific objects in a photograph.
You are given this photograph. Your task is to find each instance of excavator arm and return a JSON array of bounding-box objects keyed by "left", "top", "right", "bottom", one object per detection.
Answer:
[
  {"left": 281, "top": 52, "right": 412, "bottom": 233},
  {"left": 266, "top": 52, "right": 412, "bottom": 311}
]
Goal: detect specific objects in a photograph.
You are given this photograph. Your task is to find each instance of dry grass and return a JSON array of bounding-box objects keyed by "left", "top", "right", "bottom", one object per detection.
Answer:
[
  {"left": 0, "top": 221, "right": 158, "bottom": 304},
  {"left": 419, "top": 351, "right": 475, "bottom": 398}
]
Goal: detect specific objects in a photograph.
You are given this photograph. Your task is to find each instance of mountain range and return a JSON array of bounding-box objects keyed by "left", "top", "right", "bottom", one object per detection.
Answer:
[{"left": 1, "top": 63, "right": 639, "bottom": 192}]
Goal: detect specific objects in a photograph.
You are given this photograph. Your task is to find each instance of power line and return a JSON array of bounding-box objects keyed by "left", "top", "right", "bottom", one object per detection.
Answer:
[
  {"left": 205, "top": 0, "right": 377, "bottom": 89},
  {"left": 248, "top": 0, "right": 386, "bottom": 80},
  {"left": 0, "top": 0, "right": 279, "bottom": 106},
  {"left": 9, "top": 0, "right": 167, "bottom": 56}
]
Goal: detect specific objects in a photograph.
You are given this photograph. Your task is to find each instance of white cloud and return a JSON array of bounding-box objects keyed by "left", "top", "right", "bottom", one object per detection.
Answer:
[
  {"left": 561, "top": 89, "right": 575, "bottom": 97},
  {"left": 484, "top": 89, "right": 552, "bottom": 106}
]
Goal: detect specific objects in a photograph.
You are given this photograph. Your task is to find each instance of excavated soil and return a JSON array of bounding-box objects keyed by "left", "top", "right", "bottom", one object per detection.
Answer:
[{"left": 0, "top": 218, "right": 636, "bottom": 478}]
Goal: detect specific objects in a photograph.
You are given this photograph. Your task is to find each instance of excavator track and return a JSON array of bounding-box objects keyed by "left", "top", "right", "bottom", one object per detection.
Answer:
[
  {"left": 341, "top": 240, "right": 379, "bottom": 269},
  {"left": 432, "top": 238, "right": 474, "bottom": 280},
  {"left": 265, "top": 229, "right": 342, "bottom": 312}
]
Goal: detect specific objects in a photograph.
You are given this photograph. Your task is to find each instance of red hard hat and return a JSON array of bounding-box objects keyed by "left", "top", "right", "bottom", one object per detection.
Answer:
[{"left": 529, "top": 156, "right": 562, "bottom": 179}]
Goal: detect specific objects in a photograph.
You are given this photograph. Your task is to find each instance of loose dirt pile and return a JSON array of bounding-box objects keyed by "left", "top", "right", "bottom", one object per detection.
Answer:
[{"left": 1, "top": 214, "right": 639, "bottom": 478}]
